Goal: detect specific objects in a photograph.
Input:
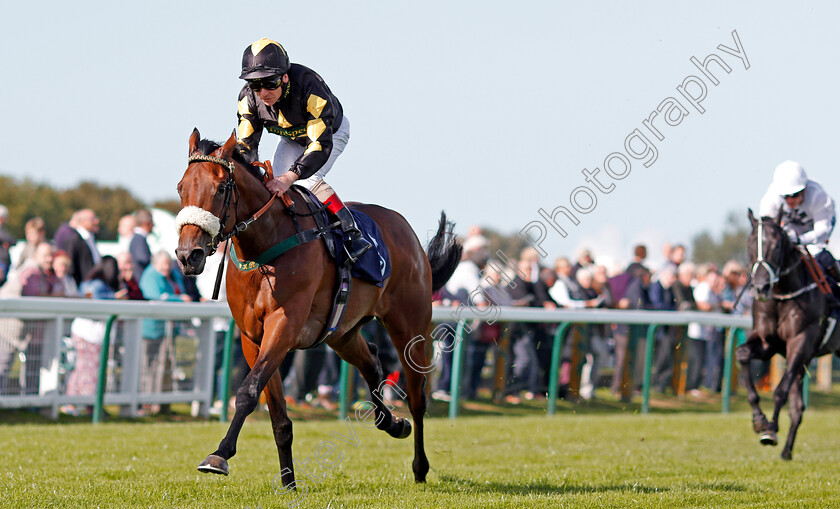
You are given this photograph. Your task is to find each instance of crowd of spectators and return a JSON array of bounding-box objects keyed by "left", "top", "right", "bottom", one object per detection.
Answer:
[
  {"left": 0, "top": 203, "right": 755, "bottom": 415},
  {"left": 430, "top": 229, "right": 753, "bottom": 404}
]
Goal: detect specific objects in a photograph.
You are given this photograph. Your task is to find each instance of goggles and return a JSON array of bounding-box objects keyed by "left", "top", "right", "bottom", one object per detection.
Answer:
[{"left": 247, "top": 76, "right": 283, "bottom": 92}]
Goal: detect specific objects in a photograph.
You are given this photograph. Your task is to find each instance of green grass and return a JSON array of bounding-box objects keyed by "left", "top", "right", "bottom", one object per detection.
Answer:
[{"left": 3, "top": 393, "right": 840, "bottom": 508}]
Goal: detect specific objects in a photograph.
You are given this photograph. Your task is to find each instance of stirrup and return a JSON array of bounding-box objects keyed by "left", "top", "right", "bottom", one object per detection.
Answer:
[{"left": 344, "top": 235, "right": 372, "bottom": 264}]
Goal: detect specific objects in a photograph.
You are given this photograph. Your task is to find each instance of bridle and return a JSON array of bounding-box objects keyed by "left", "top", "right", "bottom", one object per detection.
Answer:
[
  {"left": 178, "top": 153, "right": 282, "bottom": 255},
  {"left": 750, "top": 219, "right": 805, "bottom": 300}
]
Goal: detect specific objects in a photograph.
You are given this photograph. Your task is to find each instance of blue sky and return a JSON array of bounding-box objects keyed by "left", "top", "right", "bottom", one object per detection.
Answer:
[{"left": 2, "top": 1, "right": 838, "bottom": 268}]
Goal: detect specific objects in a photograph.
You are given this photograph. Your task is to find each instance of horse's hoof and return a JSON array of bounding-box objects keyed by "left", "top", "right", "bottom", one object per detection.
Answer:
[
  {"left": 781, "top": 450, "right": 793, "bottom": 461},
  {"left": 760, "top": 432, "right": 778, "bottom": 446},
  {"left": 397, "top": 418, "right": 412, "bottom": 439},
  {"left": 197, "top": 454, "right": 229, "bottom": 475}
]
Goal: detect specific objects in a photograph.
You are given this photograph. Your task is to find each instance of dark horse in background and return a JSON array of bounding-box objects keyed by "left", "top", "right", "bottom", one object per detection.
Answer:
[
  {"left": 737, "top": 209, "right": 840, "bottom": 460},
  {"left": 176, "top": 130, "right": 461, "bottom": 486}
]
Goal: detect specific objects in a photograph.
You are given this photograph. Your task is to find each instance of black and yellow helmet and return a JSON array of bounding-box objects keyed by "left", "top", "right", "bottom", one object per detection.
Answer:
[{"left": 239, "top": 38, "right": 290, "bottom": 79}]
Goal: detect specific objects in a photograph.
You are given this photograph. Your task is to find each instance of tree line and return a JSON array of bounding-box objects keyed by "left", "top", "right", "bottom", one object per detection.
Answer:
[{"left": 0, "top": 176, "right": 180, "bottom": 242}]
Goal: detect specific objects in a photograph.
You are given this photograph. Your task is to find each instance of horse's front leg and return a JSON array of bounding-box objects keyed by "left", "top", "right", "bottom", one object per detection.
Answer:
[
  {"left": 199, "top": 316, "right": 296, "bottom": 476},
  {"left": 736, "top": 332, "right": 773, "bottom": 434}
]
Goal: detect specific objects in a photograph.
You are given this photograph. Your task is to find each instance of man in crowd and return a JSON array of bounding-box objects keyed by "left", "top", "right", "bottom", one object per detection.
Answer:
[{"left": 54, "top": 209, "right": 101, "bottom": 286}]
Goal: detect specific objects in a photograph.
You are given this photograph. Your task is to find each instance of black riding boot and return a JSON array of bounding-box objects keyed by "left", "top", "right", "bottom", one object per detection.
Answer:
[
  {"left": 335, "top": 207, "right": 372, "bottom": 262},
  {"left": 816, "top": 250, "right": 840, "bottom": 302}
]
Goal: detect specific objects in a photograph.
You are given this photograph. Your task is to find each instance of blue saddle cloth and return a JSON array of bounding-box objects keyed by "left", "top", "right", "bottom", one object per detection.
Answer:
[{"left": 334, "top": 209, "right": 391, "bottom": 287}]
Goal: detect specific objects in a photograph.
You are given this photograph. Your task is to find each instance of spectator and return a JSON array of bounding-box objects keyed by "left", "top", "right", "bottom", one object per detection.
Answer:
[
  {"left": 697, "top": 268, "right": 726, "bottom": 393},
  {"left": 532, "top": 267, "right": 559, "bottom": 397},
  {"left": 130, "top": 209, "right": 154, "bottom": 277},
  {"left": 0, "top": 205, "right": 16, "bottom": 287},
  {"left": 504, "top": 259, "right": 539, "bottom": 403},
  {"left": 721, "top": 260, "right": 751, "bottom": 315},
  {"left": 116, "top": 252, "right": 144, "bottom": 300},
  {"left": 139, "top": 251, "right": 191, "bottom": 414},
  {"left": 611, "top": 264, "right": 652, "bottom": 401},
  {"left": 550, "top": 256, "right": 600, "bottom": 309},
  {"left": 4, "top": 242, "right": 60, "bottom": 395},
  {"left": 117, "top": 214, "right": 136, "bottom": 252},
  {"left": 626, "top": 244, "right": 649, "bottom": 276},
  {"left": 649, "top": 266, "right": 678, "bottom": 393},
  {"left": 19, "top": 242, "right": 62, "bottom": 297},
  {"left": 54, "top": 208, "right": 101, "bottom": 286},
  {"left": 12, "top": 217, "right": 45, "bottom": 271},
  {"left": 576, "top": 268, "right": 610, "bottom": 400},
  {"left": 63, "top": 256, "right": 126, "bottom": 415},
  {"left": 519, "top": 247, "right": 542, "bottom": 283},
  {"left": 53, "top": 250, "right": 80, "bottom": 297},
  {"left": 432, "top": 234, "right": 489, "bottom": 402},
  {"left": 571, "top": 248, "right": 594, "bottom": 280}
]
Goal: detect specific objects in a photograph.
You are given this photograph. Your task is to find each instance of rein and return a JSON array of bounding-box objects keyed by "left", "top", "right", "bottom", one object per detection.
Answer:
[{"left": 180, "top": 154, "right": 338, "bottom": 295}]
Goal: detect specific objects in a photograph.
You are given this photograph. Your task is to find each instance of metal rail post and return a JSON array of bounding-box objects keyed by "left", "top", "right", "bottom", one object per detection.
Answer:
[
  {"left": 547, "top": 323, "right": 571, "bottom": 416},
  {"left": 641, "top": 324, "right": 660, "bottom": 414},
  {"left": 721, "top": 327, "right": 739, "bottom": 413},
  {"left": 338, "top": 359, "right": 350, "bottom": 420},
  {"left": 448, "top": 320, "right": 467, "bottom": 419},
  {"left": 93, "top": 315, "right": 119, "bottom": 424},
  {"left": 219, "top": 318, "right": 237, "bottom": 422}
]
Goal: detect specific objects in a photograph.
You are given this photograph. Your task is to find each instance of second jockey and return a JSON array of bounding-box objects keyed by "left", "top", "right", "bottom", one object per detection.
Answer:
[{"left": 759, "top": 160, "right": 840, "bottom": 286}]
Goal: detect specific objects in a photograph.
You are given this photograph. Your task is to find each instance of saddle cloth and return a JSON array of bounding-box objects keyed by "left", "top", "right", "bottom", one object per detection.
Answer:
[{"left": 335, "top": 209, "right": 392, "bottom": 287}]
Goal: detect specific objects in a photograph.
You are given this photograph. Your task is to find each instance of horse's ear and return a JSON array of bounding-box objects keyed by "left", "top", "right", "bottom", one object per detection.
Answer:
[
  {"left": 189, "top": 128, "right": 200, "bottom": 154},
  {"left": 218, "top": 130, "right": 237, "bottom": 159},
  {"left": 748, "top": 208, "right": 757, "bottom": 227}
]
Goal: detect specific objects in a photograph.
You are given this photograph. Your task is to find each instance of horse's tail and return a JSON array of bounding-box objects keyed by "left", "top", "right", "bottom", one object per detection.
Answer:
[{"left": 426, "top": 211, "right": 462, "bottom": 293}]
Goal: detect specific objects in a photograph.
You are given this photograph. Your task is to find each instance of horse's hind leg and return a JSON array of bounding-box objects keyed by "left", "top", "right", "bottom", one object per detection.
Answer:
[
  {"left": 380, "top": 314, "right": 431, "bottom": 483},
  {"left": 331, "top": 325, "right": 411, "bottom": 440},
  {"left": 781, "top": 371, "right": 806, "bottom": 461},
  {"left": 736, "top": 333, "right": 772, "bottom": 434}
]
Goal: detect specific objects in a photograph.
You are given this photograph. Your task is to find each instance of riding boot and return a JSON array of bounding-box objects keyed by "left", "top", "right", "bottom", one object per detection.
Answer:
[
  {"left": 825, "top": 262, "right": 840, "bottom": 302},
  {"left": 334, "top": 206, "right": 372, "bottom": 263}
]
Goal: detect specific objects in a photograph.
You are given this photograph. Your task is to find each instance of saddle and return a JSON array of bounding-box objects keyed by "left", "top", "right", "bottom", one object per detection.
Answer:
[{"left": 234, "top": 161, "right": 390, "bottom": 346}]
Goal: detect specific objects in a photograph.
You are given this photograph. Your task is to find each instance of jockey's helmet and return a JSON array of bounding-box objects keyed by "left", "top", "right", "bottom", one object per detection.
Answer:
[
  {"left": 240, "top": 38, "right": 290, "bottom": 80},
  {"left": 772, "top": 160, "right": 808, "bottom": 196}
]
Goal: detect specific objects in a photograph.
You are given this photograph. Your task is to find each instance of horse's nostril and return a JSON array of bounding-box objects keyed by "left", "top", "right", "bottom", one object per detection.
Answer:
[{"left": 188, "top": 249, "right": 205, "bottom": 266}]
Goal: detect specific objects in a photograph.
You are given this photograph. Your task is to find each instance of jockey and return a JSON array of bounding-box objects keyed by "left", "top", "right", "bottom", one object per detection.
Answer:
[
  {"left": 759, "top": 160, "right": 840, "bottom": 285},
  {"left": 235, "top": 38, "right": 371, "bottom": 262}
]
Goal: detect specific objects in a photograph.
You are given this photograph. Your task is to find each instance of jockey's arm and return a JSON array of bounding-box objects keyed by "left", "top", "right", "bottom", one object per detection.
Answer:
[
  {"left": 798, "top": 191, "right": 835, "bottom": 245},
  {"left": 235, "top": 87, "right": 263, "bottom": 162}
]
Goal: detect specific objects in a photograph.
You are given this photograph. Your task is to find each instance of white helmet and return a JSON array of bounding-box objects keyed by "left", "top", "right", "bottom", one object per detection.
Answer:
[{"left": 772, "top": 160, "right": 808, "bottom": 196}]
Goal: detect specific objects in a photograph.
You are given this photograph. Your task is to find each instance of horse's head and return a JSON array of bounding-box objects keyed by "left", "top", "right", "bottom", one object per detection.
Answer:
[
  {"left": 747, "top": 208, "right": 789, "bottom": 301},
  {"left": 175, "top": 129, "right": 239, "bottom": 275}
]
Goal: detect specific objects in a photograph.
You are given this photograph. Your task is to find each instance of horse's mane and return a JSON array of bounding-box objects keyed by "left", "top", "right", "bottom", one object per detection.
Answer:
[{"left": 196, "top": 138, "right": 263, "bottom": 180}]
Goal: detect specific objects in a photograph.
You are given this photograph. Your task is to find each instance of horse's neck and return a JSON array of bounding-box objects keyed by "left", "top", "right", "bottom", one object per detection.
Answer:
[
  {"left": 775, "top": 246, "right": 807, "bottom": 292},
  {"left": 230, "top": 172, "right": 294, "bottom": 258}
]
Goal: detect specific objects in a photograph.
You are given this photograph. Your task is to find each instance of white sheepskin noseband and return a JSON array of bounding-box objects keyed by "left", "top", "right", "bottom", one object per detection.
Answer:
[{"left": 175, "top": 206, "right": 221, "bottom": 238}]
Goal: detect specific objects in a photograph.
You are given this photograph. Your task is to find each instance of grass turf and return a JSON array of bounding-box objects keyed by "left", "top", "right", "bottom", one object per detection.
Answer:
[{"left": 2, "top": 393, "right": 840, "bottom": 508}]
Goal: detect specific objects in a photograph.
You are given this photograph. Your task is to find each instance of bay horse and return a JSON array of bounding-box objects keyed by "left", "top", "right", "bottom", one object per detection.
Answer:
[
  {"left": 737, "top": 208, "right": 840, "bottom": 460},
  {"left": 175, "top": 129, "right": 461, "bottom": 486}
]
